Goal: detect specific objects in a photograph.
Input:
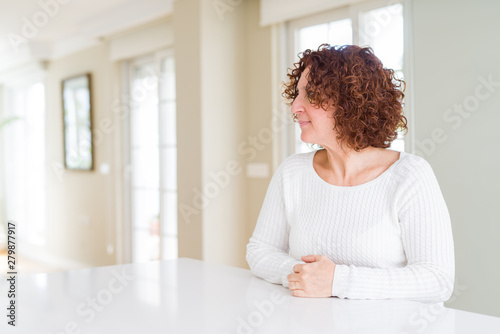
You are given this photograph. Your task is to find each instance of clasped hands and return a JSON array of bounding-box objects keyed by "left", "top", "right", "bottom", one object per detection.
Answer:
[{"left": 287, "top": 255, "right": 336, "bottom": 298}]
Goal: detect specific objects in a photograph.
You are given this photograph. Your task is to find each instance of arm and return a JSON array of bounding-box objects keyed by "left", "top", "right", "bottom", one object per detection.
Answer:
[
  {"left": 332, "top": 160, "right": 455, "bottom": 303},
  {"left": 246, "top": 162, "right": 303, "bottom": 288}
]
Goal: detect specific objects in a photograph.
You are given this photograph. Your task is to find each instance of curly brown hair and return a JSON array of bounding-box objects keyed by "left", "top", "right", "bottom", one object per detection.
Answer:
[{"left": 282, "top": 44, "right": 408, "bottom": 152}]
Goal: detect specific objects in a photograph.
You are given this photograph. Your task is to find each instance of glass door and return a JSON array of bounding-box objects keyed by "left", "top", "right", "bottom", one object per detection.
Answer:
[{"left": 128, "top": 50, "right": 177, "bottom": 263}]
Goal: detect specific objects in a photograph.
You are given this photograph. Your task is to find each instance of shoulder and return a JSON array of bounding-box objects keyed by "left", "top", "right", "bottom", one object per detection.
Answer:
[
  {"left": 264, "top": 151, "right": 315, "bottom": 191},
  {"left": 392, "top": 152, "right": 449, "bottom": 211},
  {"left": 269, "top": 151, "right": 316, "bottom": 183},
  {"left": 278, "top": 150, "right": 316, "bottom": 174},
  {"left": 391, "top": 151, "right": 440, "bottom": 188},
  {"left": 399, "top": 151, "right": 434, "bottom": 173}
]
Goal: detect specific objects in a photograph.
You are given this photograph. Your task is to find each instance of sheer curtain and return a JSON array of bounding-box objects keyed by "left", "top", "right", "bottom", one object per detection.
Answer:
[{"left": 1, "top": 82, "right": 46, "bottom": 247}]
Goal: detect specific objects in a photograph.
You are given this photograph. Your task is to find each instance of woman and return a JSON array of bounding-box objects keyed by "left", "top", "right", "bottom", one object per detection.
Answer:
[{"left": 246, "top": 44, "right": 455, "bottom": 303}]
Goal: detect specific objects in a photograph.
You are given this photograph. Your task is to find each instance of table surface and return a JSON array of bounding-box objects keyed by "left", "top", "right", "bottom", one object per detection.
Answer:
[{"left": 1, "top": 258, "right": 500, "bottom": 334}]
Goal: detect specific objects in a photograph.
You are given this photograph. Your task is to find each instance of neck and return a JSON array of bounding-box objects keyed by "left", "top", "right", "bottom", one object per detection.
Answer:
[{"left": 318, "top": 144, "right": 383, "bottom": 180}]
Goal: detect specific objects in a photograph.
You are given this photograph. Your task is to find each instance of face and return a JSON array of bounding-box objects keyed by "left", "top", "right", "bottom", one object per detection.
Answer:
[{"left": 291, "top": 67, "right": 336, "bottom": 146}]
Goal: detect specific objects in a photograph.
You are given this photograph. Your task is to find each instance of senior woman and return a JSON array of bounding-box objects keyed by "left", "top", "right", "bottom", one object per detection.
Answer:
[{"left": 246, "top": 44, "right": 455, "bottom": 303}]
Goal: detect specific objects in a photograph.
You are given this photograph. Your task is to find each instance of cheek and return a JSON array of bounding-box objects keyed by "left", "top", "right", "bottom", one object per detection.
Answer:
[{"left": 318, "top": 118, "right": 335, "bottom": 134}]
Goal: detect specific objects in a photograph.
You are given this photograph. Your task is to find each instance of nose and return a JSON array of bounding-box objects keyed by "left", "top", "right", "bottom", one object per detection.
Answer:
[{"left": 291, "top": 93, "right": 306, "bottom": 115}]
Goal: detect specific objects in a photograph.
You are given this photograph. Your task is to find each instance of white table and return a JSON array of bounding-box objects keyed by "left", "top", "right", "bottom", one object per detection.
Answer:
[{"left": 1, "top": 258, "right": 500, "bottom": 333}]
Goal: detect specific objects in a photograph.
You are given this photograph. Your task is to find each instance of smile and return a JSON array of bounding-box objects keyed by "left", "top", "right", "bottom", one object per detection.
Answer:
[{"left": 299, "top": 121, "right": 310, "bottom": 127}]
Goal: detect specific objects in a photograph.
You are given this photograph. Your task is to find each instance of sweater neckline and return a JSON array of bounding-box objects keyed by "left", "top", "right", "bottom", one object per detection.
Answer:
[{"left": 308, "top": 149, "right": 405, "bottom": 190}]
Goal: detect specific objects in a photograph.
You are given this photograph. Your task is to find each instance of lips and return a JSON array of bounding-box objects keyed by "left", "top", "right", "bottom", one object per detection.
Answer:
[{"left": 298, "top": 121, "right": 310, "bottom": 126}]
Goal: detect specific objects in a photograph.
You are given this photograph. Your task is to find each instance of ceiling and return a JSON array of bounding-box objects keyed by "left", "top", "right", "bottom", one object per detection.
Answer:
[{"left": 0, "top": 0, "right": 173, "bottom": 72}]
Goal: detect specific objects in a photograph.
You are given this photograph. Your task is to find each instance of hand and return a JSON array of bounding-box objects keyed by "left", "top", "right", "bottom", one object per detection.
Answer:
[{"left": 287, "top": 255, "right": 336, "bottom": 298}]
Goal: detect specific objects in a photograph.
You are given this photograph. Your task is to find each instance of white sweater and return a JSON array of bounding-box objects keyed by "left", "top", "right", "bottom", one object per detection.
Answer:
[{"left": 246, "top": 150, "right": 455, "bottom": 303}]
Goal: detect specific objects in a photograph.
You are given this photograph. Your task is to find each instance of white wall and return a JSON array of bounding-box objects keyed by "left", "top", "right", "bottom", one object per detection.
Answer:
[
  {"left": 174, "top": 0, "right": 204, "bottom": 260},
  {"left": 199, "top": 0, "right": 248, "bottom": 267},
  {"left": 44, "top": 44, "right": 118, "bottom": 268},
  {"left": 243, "top": 1, "right": 274, "bottom": 245},
  {"left": 174, "top": 0, "right": 251, "bottom": 268},
  {"left": 412, "top": 0, "right": 500, "bottom": 317}
]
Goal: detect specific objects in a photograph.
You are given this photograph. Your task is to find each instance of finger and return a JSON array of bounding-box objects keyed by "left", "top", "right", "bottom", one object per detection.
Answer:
[
  {"left": 287, "top": 273, "right": 300, "bottom": 282},
  {"left": 290, "top": 289, "right": 306, "bottom": 297},
  {"left": 301, "top": 255, "right": 321, "bottom": 263},
  {"left": 293, "top": 264, "right": 302, "bottom": 273},
  {"left": 289, "top": 281, "right": 302, "bottom": 290}
]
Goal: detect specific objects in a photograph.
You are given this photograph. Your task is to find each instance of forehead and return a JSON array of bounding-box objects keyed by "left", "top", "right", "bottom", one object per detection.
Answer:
[{"left": 298, "top": 68, "right": 310, "bottom": 87}]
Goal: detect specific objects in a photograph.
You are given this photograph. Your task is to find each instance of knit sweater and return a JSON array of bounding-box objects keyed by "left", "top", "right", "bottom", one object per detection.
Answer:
[{"left": 246, "top": 150, "right": 455, "bottom": 303}]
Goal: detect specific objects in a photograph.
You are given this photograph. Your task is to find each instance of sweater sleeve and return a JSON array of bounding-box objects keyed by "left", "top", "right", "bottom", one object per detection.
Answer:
[
  {"left": 332, "top": 160, "right": 455, "bottom": 303},
  {"left": 246, "top": 160, "right": 304, "bottom": 288}
]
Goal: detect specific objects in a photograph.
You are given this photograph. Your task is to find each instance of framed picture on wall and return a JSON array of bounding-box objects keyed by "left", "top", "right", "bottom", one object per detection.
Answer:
[{"left": 62, "top": 73, "right": 94, "bottom": 171}]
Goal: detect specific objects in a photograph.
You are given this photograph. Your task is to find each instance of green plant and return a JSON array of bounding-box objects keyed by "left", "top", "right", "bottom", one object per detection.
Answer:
[{"left": 0, "top": 116, "right": 21, "bottom": 131}]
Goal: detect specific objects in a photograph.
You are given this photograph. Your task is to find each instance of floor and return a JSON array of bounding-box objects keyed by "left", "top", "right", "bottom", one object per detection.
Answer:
[{"left": 0, "top": 249, "right": 61, "bottom": 275}]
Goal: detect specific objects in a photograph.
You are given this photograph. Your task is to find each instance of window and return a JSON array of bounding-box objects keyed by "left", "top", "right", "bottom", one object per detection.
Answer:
[
  {"left": 125, "top": 50, "right": 177, "bottom": 263},
  {"left": 2, "top": 82, "right": 46, "bottom": 245},
  {"left": 287, "top": 1, "right": 406, "bottom": 154}
]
